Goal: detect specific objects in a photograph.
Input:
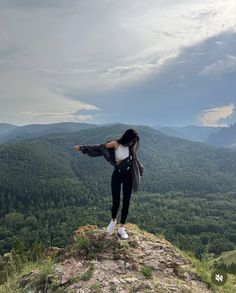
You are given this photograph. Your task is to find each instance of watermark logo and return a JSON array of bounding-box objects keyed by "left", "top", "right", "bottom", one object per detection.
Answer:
[{"left": 211, "top": 270, "right": 227, "bottom": 286}]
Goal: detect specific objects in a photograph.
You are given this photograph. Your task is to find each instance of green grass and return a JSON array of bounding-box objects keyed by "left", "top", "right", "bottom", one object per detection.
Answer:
[
  {"left": 0, "top": 261, "right": 38, "bottom": 293},
  {"left": 73, "top": 235, "right": 91, "bottom": 257},
  {"left": 90, "top": 281, "right": 102, "bottom": 293},
  {"left": 79, "top": 262, "right": 94, "bottom": 281},
  {"left": 176, "top": 247, "right": 236, "bottom": 293},
  {"left": 140, "top": 264, "right": 153, "bottom": 279},
  {"left": 208, "top": 249, "right": 236, "bottom": 266},
  {"left": 0, "top": 258, "right": 56, "bottom": 293}
]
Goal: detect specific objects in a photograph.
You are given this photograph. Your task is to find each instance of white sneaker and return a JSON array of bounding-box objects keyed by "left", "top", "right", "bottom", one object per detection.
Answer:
[
  {"left": 118, "top": 226, "right": 129, "bottom": 239},
  {"left": 106, "top": 219, "right": 117, "bottom": 234}
]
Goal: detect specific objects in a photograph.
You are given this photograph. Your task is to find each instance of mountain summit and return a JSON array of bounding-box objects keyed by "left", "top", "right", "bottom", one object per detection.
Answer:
[{"left": 17, "top": 223, "right": 213, "bottom": 293}]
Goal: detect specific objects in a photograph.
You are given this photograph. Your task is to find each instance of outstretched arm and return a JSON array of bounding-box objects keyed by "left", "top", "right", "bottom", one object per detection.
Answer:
[
  {"left": 73, "top": 140, "right": 117, "bottom": 157},
  {"left": 73, "top": 144, "right": 103, "bottom": 157},
  {"left": 74, "top": 140, "right": 117, "bottom": 151}
]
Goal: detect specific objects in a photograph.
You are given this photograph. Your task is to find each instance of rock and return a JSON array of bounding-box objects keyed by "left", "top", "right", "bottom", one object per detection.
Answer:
[
  {"left": 144, "top": 260, "right": 159, "bottom": 270},
  {"left": 111, "top": 277, "right": 121, "bottom": 284},
  {"left": 43, "top": 246, "right": 61, "bottom": 258},
  {"left": 16, "top": 223, "right": 213, "bottom": 293},
  {"left": 119, "top": 278, "right": 127, "bottom": 284},
  {"left": 125, "top": 261, "right": 131, "bottom": 269},
  {"left": 74, "top": 225, "right": 99, "bottom": 236},
  {"left": 134, "top": 281, "right": 153, "bottom": 291},
  {"left": 164, "top": 267, "right": 174, "bottom": 275},
  {"left": 124, "top": 277, "right": 138, "bottom": 283},
  {"left": 117, "top": 259, "right": 124, "bottom": 268}
]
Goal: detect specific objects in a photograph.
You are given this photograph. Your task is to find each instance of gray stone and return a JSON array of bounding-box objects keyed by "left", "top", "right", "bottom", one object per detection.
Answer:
[{"left": 144, "top": 260, "right": 159, "bottom": 270}]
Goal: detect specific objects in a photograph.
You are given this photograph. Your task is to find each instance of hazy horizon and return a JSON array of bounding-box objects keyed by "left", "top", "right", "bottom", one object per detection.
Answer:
[{"left": 0, "top": 120, "right": 229, "bottom": 129}]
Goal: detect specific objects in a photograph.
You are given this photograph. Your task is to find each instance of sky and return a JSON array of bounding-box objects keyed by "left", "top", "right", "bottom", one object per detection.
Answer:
[{"left": 0, "top": 0, "right": 236, "bottom": 127}]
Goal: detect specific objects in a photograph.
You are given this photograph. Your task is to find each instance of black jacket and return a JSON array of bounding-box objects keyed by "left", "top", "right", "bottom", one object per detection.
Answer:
[{"left": 79, "top": 141, "right": 144, "bottom": 193}]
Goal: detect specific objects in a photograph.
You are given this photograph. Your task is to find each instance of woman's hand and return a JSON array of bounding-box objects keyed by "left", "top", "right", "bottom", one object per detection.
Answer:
[{"left": 73, "top": 145, "right": 81, "bottom": 151}]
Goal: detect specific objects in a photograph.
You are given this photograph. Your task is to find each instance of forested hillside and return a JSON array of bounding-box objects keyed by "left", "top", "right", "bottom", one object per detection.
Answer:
[{"left": 0, "top": 123, "right": 236, "bottom": 263}]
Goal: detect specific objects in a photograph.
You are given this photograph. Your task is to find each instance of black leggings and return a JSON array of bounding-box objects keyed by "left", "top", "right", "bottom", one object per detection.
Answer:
[{"left": 111, "top": 159, "right": 133, "bottom": 224}]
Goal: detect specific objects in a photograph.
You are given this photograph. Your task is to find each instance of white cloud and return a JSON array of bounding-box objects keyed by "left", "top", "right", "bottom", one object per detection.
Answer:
[
  {"left": 199, "top": 55, "right": 236, "bottom": 77},
  {"left": 0, "top": 71, "right": 100, "bottom": 125},
  {"left": 31, "top": 111, "right": 98, "bottom": 123},
  {"left": 0, "top": 0, "right": 236, "bottom": 124},
  {"left": 197, "top": 103, "right": 234, "bottom": 127}
]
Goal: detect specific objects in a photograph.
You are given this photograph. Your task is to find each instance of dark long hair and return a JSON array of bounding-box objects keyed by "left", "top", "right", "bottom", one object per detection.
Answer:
[{"left": 116, "top": 128, "right": 140, "bottom": 155}]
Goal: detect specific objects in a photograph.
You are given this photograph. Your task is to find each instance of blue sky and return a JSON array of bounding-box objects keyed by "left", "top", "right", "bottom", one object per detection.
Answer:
[{"left": 0, "top": 0, "right": 236, "bottom": 127}]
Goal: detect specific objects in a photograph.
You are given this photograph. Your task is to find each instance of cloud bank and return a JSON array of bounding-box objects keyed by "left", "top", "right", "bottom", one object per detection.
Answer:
[{"left": 0, "top": 0, "right": 236, "bottom": 125}]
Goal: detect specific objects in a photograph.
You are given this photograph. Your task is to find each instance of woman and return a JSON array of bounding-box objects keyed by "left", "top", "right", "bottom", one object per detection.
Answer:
[{"left": 73, "top": 128, "right": 144, "bottom": 239}]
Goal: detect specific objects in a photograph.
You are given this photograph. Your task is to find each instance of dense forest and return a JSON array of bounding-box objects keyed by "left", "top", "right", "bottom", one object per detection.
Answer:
[{"left": 0, "top": 123, "right": 236, "bottom": 267}]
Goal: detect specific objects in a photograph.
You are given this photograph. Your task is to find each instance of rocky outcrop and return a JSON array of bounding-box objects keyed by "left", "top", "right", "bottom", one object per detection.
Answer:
[{"left": 19, "top": 223, "right": 213, "bottom": 293}]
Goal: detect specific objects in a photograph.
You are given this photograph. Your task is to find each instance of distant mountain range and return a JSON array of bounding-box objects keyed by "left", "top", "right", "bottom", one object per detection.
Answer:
[
  {"left": 205, "top": 123, "right": 236, "bottom": 148},
  {"left": 153, "top": 124, "right": 236, "bottom": 148},
  {"left": 0, "top": 122, "right": 98, "bottom": 143},
  {"left": 1, "top": 121, "right": 236, "bottom": 148},
  {"left": 0, "top": 123, "right": 18, "bottom": 137}
]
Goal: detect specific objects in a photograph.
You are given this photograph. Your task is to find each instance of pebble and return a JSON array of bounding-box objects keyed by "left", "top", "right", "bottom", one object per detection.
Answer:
[{"left": 124, "top": 277, "right": 138, "bottom": 283}]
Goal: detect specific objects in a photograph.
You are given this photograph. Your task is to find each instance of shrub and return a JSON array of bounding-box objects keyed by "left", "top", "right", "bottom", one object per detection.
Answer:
[{"left": 140, "top": 264, "right": 153, "bottom": 279}]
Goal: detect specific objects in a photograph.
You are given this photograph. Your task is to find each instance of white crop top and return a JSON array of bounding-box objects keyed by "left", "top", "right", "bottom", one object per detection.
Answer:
[{"left": 115, "top": 144, "right": 129, "bottom": 162}]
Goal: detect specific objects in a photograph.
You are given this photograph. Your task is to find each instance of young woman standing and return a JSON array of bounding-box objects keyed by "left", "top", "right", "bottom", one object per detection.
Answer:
[{"left": 74, "top": 128, "right": 143, "bottom": 239}]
